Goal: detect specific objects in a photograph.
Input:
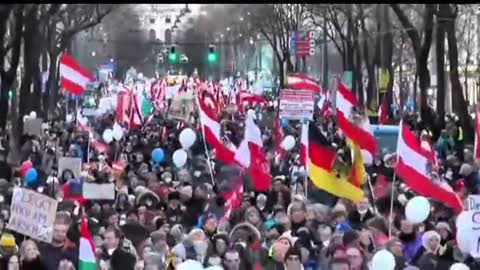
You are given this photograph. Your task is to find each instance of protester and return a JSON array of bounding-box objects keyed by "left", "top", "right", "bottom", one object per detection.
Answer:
[{"left": 1, "top": 70, "right": 476, "bottom": 270}]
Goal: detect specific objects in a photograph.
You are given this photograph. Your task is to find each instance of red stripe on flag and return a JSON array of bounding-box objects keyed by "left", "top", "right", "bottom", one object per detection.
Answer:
[
  {"left": 60, "top": 54, "right": 94, "bottom": 80},
  {"left": 61, "top": 78, "right": 85, "bottom": 96}
]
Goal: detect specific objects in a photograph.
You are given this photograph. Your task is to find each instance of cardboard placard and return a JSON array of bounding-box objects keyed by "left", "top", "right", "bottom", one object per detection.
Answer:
[
  {"left": 83, "top": 183, "right": 115, "bottom": 200},
  {"left": 7, "top": 188, "right": 58, "bottom": 243},
  {"left": 468, "top": 195, "right": 480, "bottom": 211},
  {"left": 169, "top": 98, "right": 195, "bottom": 122},
  {"left": 58, "top": 157, "right": 82, "bottom": 179},
  {"left": 23, "top": 118, "right": 44, "bottom": 136},
  {"left": 279, "top": 89, "right": 314, "bottom": 120}
]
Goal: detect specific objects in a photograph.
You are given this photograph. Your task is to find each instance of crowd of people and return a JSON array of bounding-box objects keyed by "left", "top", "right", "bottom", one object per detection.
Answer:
[{"left": 0, "top": 73, "right": 476, "bottom": 270}]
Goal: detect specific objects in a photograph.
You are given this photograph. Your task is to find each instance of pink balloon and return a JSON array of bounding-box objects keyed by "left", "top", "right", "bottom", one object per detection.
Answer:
[{"left": 20, "top": 160, "right": 33, "bottom": 177}]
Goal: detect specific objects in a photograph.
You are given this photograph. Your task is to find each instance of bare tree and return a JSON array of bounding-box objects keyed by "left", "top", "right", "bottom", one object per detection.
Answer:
[
  {"left": 440, "top": 4, "right": 474, "bottom": 141},
  {"left": 0, "top": 5, "right": 24, "bottom": 130},
  {"left": 391, "top": 4, "right": 435, "bottom": 121},
  {"left": 44, "top": 4, "right": 115, "bottom": 118}
]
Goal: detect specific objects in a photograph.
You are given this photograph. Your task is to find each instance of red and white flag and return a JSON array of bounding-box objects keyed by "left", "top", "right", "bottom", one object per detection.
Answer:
[
  {"left": 60, "top": 54, "right": 94, "bottom": 95},
  {"left": 116, "top": 90, "right": 142, "bottom": 130},
  {"left": 77, "top": 121, "right": 109, "bottom": 154},
  {"left": 336, "top": 83, "right": 378, "bottom": 156},
  {"left": 396, "top": 122, "right": 463, "bottom": 213},
  {"left": 300, "top": 120, "right": 309, "bottom": 166},
  {"left": 475, "top": 107, "right": 480, "bottom": 160},
  {"left": 274, "top": 119, "right": 286, "bottom": 157},
  {"left": 236, "top": 91, "right": 268, "bottom": 113},
  {"left": 287, "top": 73, "right": 322, "bottom": 93},
  {"left": 378, "top": 95, "right": 389, "bottom": 125},
  {"left": 223, "top": 176, "right": 244, "bottom": 219},
  {"left": 239, "top": 111, "right": 272, "bottom": 192},
  {"left": 198, "top": 96, "right": 238, "bottom": 165}
]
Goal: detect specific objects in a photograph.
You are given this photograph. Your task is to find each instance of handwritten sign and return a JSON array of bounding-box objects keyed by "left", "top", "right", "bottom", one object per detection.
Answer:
[
  {"left": 7, "top": 188, "right": 58, "bottom": 243},
  {"left": 23, "top": 118, "right": 44, "bottom": 136},
  {"left": 58, "top": 157, "right": 82, "bottom": 179},
  {"left": 83, "top": 183, "right": 115, "bottom": 200},
  {"left": 468, "top": 195, "right": 480, "bottom": 211},
  {"left": 470, "top": 210, "right": 480, "bottom": 258}
]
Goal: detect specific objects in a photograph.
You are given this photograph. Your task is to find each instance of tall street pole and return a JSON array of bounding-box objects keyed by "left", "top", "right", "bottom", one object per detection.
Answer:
[{"left": 322, "top": 9, "right": 329, "bottom": 91}]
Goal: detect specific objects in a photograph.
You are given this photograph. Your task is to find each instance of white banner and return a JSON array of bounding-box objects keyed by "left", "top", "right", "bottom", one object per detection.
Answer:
[{"left": 279, "top": 89, "right": 314, "bottom": 120}]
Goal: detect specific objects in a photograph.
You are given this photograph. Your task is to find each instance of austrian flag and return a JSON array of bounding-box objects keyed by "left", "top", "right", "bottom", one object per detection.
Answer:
[
  {"left": 395, "top": 122, "right": 463, "bottom": 212},
  {"left": 60, "top": 54, "right": 94, "bottom": 95}
]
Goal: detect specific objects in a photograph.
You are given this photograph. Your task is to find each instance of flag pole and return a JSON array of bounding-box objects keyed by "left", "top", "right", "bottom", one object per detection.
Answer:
[
  {"left": 366, "top": 174, "right": 378, "bottom": 214},
  {"left": 75, "top": 96, "right": 79, "bottom": 126},
  {"left": 388, "top": 173, "right": 396, "bottom": 238},
  {"left": 196, "top": 96, "right": 216, "bottom": 187},
  {"left": 87, "top": 133, "right": 91, "bottom": 164}
]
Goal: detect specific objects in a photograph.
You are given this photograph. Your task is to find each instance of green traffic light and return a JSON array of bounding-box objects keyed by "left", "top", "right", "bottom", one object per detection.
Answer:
[
  {"left": 208, "top": 52, "right": 218, "bottom": 63},
  {"left": 169, "top": 53, "right": 178, "bottom": 63},
  {"left": 8, "top": 90, "right": 12, "bottom": 100}
]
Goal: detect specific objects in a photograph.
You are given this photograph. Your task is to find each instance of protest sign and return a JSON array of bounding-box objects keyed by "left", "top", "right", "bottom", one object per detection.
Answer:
[
  {"left": 58, "top": 157, "right": 82, "bottom": 179},
  {"left": 468, "top": 195, "right": 480, "bottom": 211},
  {"left": 83, "top": 183, "right": 115, "bottom": 200},
  {"left": 7, "top": 188, "right": 58, "bottom": 243},
  {"left": 23, "top": 118, "right": 44, "bottom": 136},
  {"left": 169, "top": 97, "right": 195, "bottom": 122},
  {"left": 279, "top": 89, "right": 314, "bottom": 120}
]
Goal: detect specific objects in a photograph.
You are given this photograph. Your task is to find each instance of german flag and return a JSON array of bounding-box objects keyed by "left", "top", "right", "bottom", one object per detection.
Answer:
[
  {"left": 302, "top": 121, "right": 364, "bottom": 203},
  {"left": 348, "top": 139, "right": 367, "bottom": 187},
  {"left": 307, "top": 121, "right": 336, "bottom": 171}
]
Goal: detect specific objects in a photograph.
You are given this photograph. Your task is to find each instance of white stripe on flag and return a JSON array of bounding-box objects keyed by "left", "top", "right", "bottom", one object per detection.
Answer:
[{"left": 60, "top": 63, "right": 91, "bottom": 89}]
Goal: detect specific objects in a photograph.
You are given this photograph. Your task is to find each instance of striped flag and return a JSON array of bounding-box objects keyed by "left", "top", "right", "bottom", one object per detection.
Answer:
[
  {"left": 336, "top": 83, "right": 378, "bottom": 156},
  {"left": 396, "top": 122, "right": 463, "bottom": 212},
  {"left": 302, "top": 121, "right": 364, "bottom": 202},
  {"left": 60, "top": 54, "right": 94, "bottom": 96},
  {"left": 79, "top": 216, "right": 97, "bottom": 270}
]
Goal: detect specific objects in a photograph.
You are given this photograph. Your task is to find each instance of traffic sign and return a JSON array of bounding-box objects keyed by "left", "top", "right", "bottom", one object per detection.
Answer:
[{"left": 290, "top": 31, "right": 315, "bottom": 57}]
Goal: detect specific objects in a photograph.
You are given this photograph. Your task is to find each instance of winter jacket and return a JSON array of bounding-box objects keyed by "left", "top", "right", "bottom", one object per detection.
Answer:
[{"left": 416, "top": 252, "right": 451, "bottom": 270}]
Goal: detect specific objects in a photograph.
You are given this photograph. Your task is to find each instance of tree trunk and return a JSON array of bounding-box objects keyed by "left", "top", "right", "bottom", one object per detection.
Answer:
[
  {"left": 41, "top": 50, "right": 49, "bottom": 117},
  {"left": 382, "top": 6, "right": 394, "bottom": 108},
  {"left": 443, "top": 5, "right": 474, "bottom": 142},
  {"left": 436, "top": 14, "right": 446, "bottom": 130},
  {"left": 19, "top": 7, "right": 38, "bottom": 135},
  {"left": 0, "top": 80, "right": 11, "bottom": 131},
  {"left": 47, "top": 52, "right": 60, "bottom": 118}
]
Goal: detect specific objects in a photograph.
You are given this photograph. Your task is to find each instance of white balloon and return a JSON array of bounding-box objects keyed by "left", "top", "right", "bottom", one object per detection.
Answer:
[
  {"left": 177, "top": 260, "right": 203, "bottom": 270},
  {"left": 405, "top": 196, "right": 430, "bottom": 224},
  {"left": 281, "top": 135, "right": 296, "bottom": 151},
  {"left": 361, "top": 149, "right": 373, "bottom": 166},
  {"left": 66, "top": 114, "right": 73, "bottom": 123},
  {"left": 173, "top": 149, "right": 188, "bottom": 167},
  {"left": 29, "top": 111, "right": 37, "bottom": 119},
  {"left": 179, "top": 128, "right": 197, "bottom": 149},
  {"left": 450, "top": 263, "right": 470, "bottom": 270},
  {"left": 102, "top": 129, "right": 114, "bottom": 144},
  {"left": 112, "top": 124, "right": 123, "bottom": 141},
  {"left": 112, "top": 128, "right": 123, "bottom": 141},
  {"left": 371, "top": 249, "right": 396, "bottom": 270}
]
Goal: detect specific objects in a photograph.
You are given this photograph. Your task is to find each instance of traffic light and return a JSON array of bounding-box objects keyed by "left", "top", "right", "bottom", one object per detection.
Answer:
[
  {"left": 168, "top": 46, "right": 179, "bottom": 63},
  {"left": 8, "top": 90, "right": 12, "bottom": 100},
  {"left": 208, "top": 45, "right": 218, "bottom": 64}
]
